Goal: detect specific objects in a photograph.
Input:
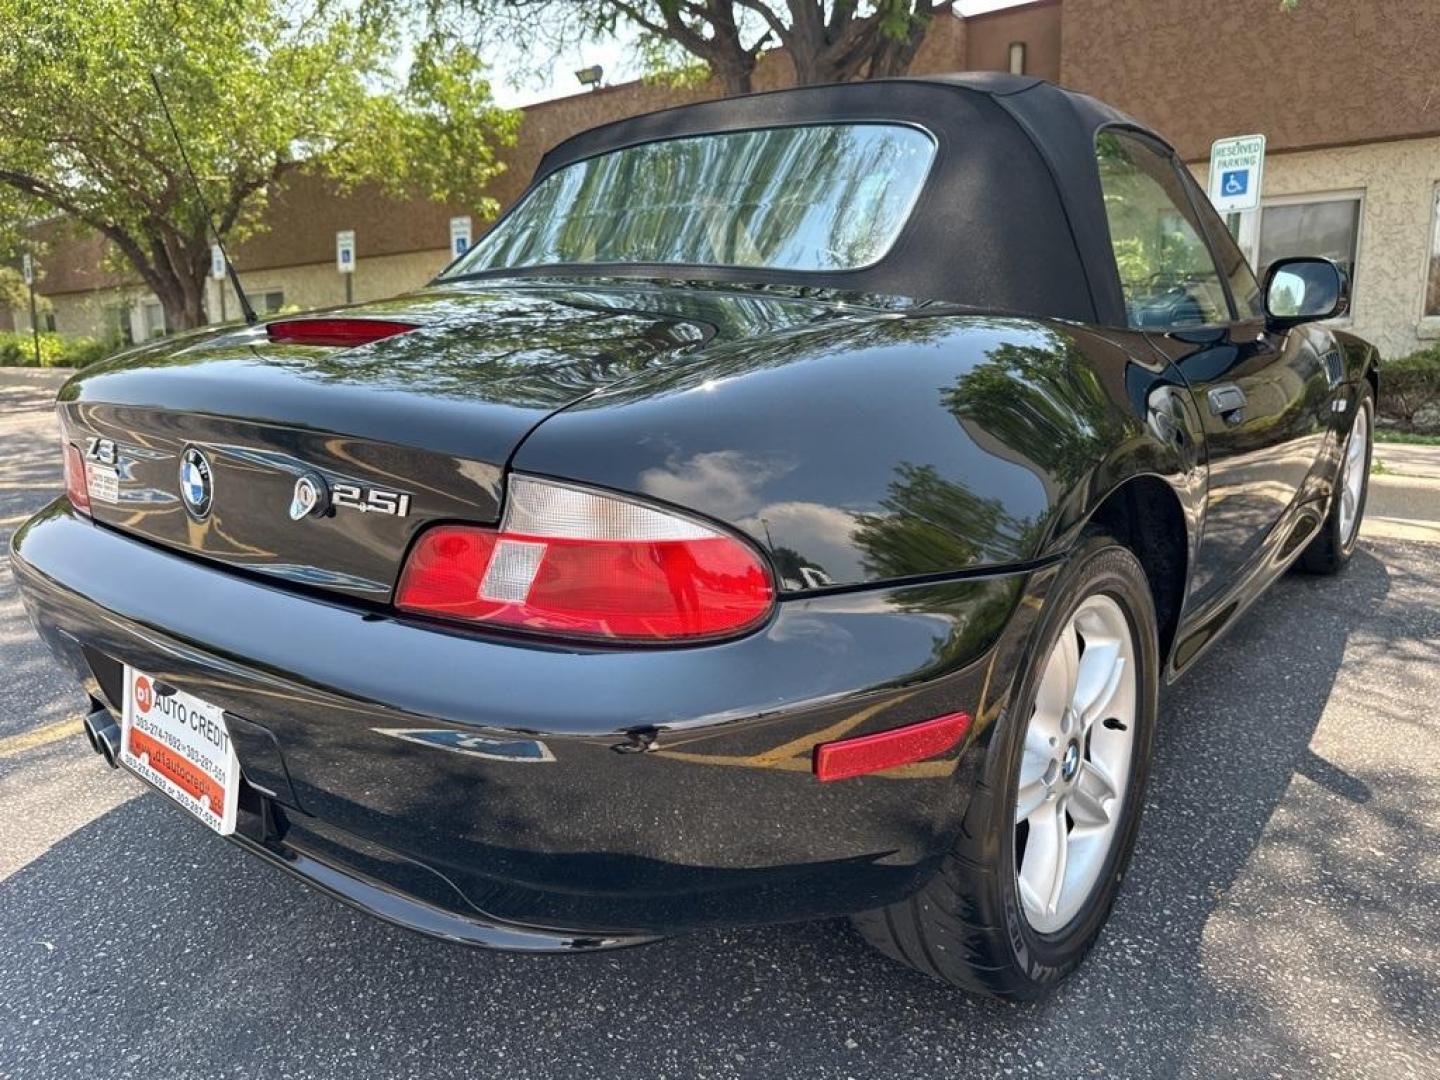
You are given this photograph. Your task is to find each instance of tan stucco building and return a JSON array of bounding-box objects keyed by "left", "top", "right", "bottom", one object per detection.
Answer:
[
  {"left": 11, "top": 0, "right": 1440, "bottom": 359},
  {"left": 1060, "top": 0, "right": 1440, "bottom": 359}
]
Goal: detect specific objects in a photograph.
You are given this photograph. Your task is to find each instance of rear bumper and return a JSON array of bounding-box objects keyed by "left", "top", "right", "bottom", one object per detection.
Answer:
[
  {"left": 231, "top": 804, "right": 657, "bottom": 951},
  {"left": 11, "top": 501, "right": 1042, "bottom": 943}
]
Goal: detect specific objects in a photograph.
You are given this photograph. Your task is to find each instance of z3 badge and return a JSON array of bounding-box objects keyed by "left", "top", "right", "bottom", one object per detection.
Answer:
[{"left": 84, "top": 438, "right": 120, "bottom": 504}]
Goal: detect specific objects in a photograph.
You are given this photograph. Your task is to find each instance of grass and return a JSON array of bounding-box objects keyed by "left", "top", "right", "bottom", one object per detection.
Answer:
[{"left": 1375, "top": 429, "right": 1440, "bottom": 446}]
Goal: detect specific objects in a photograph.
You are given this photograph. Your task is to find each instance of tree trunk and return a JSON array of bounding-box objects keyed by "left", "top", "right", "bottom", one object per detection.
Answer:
[
  {"left": 783, "top": 1, "right": 944, "bottom": 86},
  {"left": 153, "top": 269, "right": 208, "bottom": 332},
  {"left": 865, "top": 21, "right": 929, "bottom": 79},
  {"left": 703, "top": 29, "right": 757, "bottom": 96},
  {"left": 713, "top": 56, "right": 755, "bottom": 95},
  {"left": 142, "top": 225, "right": 210, "bottom": 333},
  {"left": 162, "top": 288, "right": 208, "bottom": 332}
]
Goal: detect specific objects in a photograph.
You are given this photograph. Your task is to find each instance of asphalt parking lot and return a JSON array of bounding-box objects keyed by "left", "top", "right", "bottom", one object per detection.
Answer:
[{"left": 2, "top": 368, "right": 1437, "bottom": 1080}]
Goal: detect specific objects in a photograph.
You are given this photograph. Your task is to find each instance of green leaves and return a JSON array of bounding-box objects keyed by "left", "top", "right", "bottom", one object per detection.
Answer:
[
  {"left": 0, "top": 0, "right": 516, "bottom": 326},
  {"left": 329, "top": 37, "right": 519, "bottom": 214}
]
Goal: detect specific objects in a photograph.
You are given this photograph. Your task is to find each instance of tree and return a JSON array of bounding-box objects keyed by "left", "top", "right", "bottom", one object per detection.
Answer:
[
  {"left": 452, "top": 1, "right": 953, "bottom": 96},
  {"left": 0, "top": 266, "right": 50, "bottom": 322},
  {"left": 0, "top": 220, "right": 51, "bottom": 330},
  {"left": 0, "top": 0, "right": 518, "bottom": 331}
]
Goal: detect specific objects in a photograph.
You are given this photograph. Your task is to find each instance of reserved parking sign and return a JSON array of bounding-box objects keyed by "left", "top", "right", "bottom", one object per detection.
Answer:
[
  {"left": 1208, "top": 134, "right": 1266, "bottom": 213},
  {"left": 336, "top": 229, "right": 356, "bottom": 273}
]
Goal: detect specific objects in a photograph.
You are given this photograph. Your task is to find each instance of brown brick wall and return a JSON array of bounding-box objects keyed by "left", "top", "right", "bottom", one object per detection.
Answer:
[
  {"left": 1061, "top": 0, "right": 1440, "bottom": 160},
  {"left": 963, "top": 0, "right": 1062, "bottom": 80}
]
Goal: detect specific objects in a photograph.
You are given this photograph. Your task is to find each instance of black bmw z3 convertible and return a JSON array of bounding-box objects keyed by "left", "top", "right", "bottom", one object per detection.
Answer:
[{"left": 12, "top": 73, "right": 1375, "bottom": 999}]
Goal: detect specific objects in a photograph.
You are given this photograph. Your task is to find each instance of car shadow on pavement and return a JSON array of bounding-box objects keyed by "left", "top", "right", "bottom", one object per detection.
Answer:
[{"left": 3, "top": 546, "right": 1436, "bottom": 1080}]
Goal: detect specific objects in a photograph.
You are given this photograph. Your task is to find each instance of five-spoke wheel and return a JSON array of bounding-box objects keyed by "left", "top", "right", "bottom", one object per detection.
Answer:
[
  {"left": 1302, "top": 384, "right": 1373, "bottom": 575},
  {"left": 1337, "top": 400, "right": 1369, "bottom": 548},
  {"left": 1014, "top": 594, "right": 1137, "bottom": 933},
  {"left": 853, "top": 531, "right": 1158, "bottom": 998}
]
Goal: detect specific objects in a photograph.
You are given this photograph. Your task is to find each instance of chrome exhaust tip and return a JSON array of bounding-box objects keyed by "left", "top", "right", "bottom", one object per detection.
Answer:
[{"left": 82, "top": 709, "right": 121, "bottom": 770}]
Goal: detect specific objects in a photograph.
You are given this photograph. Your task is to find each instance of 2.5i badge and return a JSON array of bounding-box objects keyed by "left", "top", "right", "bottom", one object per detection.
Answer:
[{"left": 288, "top": 472, "right": 409, "bottom": 520}]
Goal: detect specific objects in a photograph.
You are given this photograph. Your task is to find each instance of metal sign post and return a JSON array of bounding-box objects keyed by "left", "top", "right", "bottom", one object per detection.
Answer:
[
  {"left": 1207, "top": 134, "right": 1266, "bottom": 214},
  {"left": 336, "top": 230, "right": 355, "bottom": 305},
  {"left": 211, "top": 244, "right": 228, "bottom": 323},
  {"left": 22, "top": 253, "right": 39, "bottom": 366}
]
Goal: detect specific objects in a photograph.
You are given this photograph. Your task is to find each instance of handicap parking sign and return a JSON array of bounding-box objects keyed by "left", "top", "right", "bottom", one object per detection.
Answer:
[
  {"left": 449, "top": 216, "right": 472, "bottom": 259},
  {"left": 1208, "top": 134, "right": 1265, "bottom": 212},
  {"left": 336, "top": 229, "right": 356, "bottom": 273}
]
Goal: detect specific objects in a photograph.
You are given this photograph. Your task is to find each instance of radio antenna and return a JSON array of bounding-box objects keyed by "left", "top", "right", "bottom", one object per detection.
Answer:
[{"left": 149, "top": 70, "right": 257, "bottom": 325}]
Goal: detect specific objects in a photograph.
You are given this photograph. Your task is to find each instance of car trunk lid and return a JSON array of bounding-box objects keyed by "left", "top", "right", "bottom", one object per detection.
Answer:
[{"left": 56, "top": 282, "right": 751, "bottom": 602}]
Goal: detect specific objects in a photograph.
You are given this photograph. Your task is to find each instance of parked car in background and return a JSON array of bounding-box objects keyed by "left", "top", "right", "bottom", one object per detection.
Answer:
[{"left": 11, "top": 74, "right": 1375, "bottom": 999}]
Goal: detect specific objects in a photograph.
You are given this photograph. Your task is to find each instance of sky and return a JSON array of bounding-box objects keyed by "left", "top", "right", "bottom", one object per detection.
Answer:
[{"left": 486, "top": 0, "right": 1034, "bottom": 108}]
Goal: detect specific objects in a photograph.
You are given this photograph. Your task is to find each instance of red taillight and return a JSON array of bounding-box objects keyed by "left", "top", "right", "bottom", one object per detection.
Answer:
[
  {"left": 264, "top": 318, "right": 418, "bottom": 347},
  {"left": 813, "top": 712, "right": 972, "bottom": 782},
  {"left": 62, "top": 442, "right": 90, "bottom": 513},
  {"left": 396, "top": 476, "right": 775, "bottom": 643}
]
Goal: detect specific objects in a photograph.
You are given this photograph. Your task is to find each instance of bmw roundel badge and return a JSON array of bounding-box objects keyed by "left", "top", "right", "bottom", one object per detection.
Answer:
[{"left": 178, "top": 446, "right": 214, "bottom": 520}]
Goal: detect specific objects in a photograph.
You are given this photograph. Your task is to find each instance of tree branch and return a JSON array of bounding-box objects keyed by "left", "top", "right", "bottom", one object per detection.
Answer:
[
  {"left": 0, "top": 168, "right": 115, "bottom": 238},
  {"left": 731, "top": 0, "right": 789, "bottom": 43}
]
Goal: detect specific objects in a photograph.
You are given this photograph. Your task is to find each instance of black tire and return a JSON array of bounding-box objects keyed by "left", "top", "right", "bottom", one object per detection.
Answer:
[
  {"left": 1299, "top": 384, "right": 1373, "bottom": 575},
  {"left": 851, "top": 531, "right": 1159, "bottom": 999}
]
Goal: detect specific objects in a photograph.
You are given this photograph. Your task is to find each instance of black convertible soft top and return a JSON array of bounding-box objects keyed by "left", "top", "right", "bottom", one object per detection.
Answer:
[{"left": 494, "top": 74, "right": 1169, "bottom": 327}]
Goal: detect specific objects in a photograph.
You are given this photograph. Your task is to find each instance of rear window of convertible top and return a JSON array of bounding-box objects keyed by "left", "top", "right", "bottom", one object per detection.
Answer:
[{"left": 445, "top": 123, "right": 937, "bottom": 276}]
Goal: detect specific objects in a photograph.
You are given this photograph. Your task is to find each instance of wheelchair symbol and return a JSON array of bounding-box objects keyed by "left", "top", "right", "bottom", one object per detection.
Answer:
[{"left": 1221, "top": 170, "right": 1249, "bottom": 197}]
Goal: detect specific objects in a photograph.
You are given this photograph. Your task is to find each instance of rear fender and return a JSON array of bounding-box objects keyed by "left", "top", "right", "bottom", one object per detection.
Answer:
[{"left": 513, "top": 313, "right": 1202, "bottom": 593}]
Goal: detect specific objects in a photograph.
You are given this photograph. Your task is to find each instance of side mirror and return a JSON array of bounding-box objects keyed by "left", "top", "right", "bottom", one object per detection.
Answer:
[{"left": 1263, "top": 256, "right": 1349, "bottom": 328}]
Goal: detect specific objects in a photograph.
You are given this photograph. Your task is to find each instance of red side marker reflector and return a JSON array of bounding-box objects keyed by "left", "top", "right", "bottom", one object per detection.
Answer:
[
  {"left": 813, "top": 711, "right": 972, "bottom": 782},
  {"left": 265, "top": 318, "right": 418, "bottom": 348}
]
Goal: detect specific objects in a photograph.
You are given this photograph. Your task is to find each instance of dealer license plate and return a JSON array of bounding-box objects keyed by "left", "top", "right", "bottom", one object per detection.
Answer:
[{"left": 120, "top": 666, "right": 241, "bottom": 835}]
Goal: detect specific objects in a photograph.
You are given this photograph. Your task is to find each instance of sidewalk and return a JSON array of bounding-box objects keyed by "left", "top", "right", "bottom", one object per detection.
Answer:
[
  {"left": 1368, "top": 441, "right": 1440, "bottom": 544},
  {"left": 0, "top": 366, "right": 73, "bottom": 392},
  {"left": 1374, "top": 441, "right": 1440, "bottom": 480}
]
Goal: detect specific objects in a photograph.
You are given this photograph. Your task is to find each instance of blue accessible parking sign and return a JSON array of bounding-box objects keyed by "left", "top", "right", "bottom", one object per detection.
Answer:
[{"left": 1208, "top": 134, "right": 1266, "bottom": 212}]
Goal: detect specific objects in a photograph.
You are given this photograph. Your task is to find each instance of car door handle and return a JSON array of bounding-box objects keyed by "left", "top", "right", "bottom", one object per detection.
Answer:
[{"left": 1207, "top": 384, "right": 1247, "bottom": 423}]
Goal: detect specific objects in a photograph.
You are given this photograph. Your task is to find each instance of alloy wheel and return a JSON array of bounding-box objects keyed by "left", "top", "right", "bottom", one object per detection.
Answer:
[
  {"left": 1014, "top": 594, "right": 1138, "bottom": 933},
  {"left": 1338, "top": 402, "right": 1370, "bottom": 547}
]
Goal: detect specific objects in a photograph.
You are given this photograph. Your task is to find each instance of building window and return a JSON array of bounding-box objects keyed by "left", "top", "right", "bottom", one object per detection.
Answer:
[
  {"left": 104, "top": 305, "right": 134, "bottom": 345},
  {"left": 256, "top": 290, "right": 285, "bottom": 314},
  {"left": 42, "top": 311, "right": 56, "bottom": 332},
  {"left": 1425, "top": 183, "right": 1440, "bottom": 319},
  {"left": 1008, "top": 42, "right": 1027, "bottom": 75},
  {"left": 141, "top": 300, "right": 166, "bottom": 339},
  {"left": 1234, "top": 193, "right": 1362, "bottom": 297}
]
